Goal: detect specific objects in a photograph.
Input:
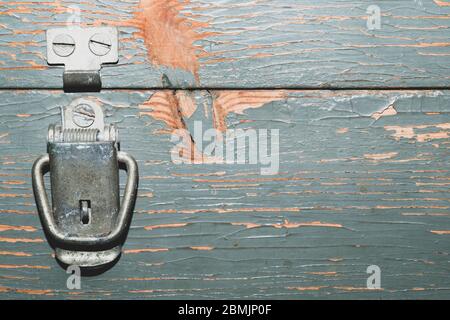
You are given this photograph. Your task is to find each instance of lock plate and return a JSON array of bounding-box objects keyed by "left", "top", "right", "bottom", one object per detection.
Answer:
[
  {"left": 46, "top": 27, "right": 119, "bottom": 92},
  {"left": 48, "top": 142, "right": 120, "bottom": 238}
]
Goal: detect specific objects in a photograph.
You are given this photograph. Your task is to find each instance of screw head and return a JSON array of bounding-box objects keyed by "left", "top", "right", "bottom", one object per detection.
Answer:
[
  {"left": 52, "top": 34, "right": 75, "bottom": 57},
  {"left": 72, "top": 104, "right": 95, "bottom": 128},
  {"left": 89, "top": 33, "right": 112, "bottom": 56}
]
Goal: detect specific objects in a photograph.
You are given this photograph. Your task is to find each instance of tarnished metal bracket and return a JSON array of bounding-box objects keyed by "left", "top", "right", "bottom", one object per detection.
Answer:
[
  {"left": 32, "top": 99, "right": 138, "bottom": 272},
  {"left": 46, "top": 27, "right": 119, "bottom": 92}
]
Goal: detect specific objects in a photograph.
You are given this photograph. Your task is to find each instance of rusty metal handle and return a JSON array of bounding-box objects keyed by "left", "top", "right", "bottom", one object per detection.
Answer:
[{"left": 32, "top": 151, "right": 138, "bottom": 249}]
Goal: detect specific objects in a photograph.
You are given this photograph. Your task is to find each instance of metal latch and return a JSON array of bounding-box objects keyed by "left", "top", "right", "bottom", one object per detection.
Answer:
[
  {"left": 32, "top": 99, "right": 138, "bottom": 270},
  {"left": 46, "top": 27, "right": 119, "bottom": 92}
]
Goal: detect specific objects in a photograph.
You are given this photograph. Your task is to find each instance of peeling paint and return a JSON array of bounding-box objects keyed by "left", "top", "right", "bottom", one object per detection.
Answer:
[
  {"left": 306, "top": 272, "right": 337, "bottom": 276},
  {"left": 190, "top": 246, "right": 214, "bottom": 251},
  {"left": 273, "top": 220, "right": 343, "bottom": 229},
  {"left": 139, "top": 90, "right": 204, "bottom": 162},
  {"left": 0, "top": 286, "right": 53, "bottom": 295},
  {"left": 0, "top": 237, "right": 43, "bottom": 243},
  {"left": 0, "top": 251, "right": 32, "bottom": 257},
  {"left": 371, "top": 104, "right": 397, "bottom": 120},
  {"left": 0, "top": 224, "right": 36, "bottom": 232},
  {"left": 336, "top": 128, "right": 349, "bottom": 134},
  {"left": 0, "top": 264, "right": 49, "bottom": 270},
  {"left": 124, "top": 248, "right": 169, "bottom": 254},
  {"left": 287, "top": 286, "right": 326, "bottom": 291},
  {"left": 430, "top": 230, "right": 450, "bottom": 235},
  {"left": 133, "top": 0, "right": 214, "bottom": 80},
  {"left": 385, "top": 123, "right": 450, "bottom": 142},
  {"left": 363, "top": 152, "right": 398, "bottom": 160},
  {"left": 212, "top": 91, "right": 287, "bottom": 131},
  {"left": 144, "top": 223, "right": 187, "bottom": 231},
  {"left": 434, "top": 0, "right": 450, "bottom": 6},
  {"left": 231, "top": 222, "right": 261, "bottom": 229}
]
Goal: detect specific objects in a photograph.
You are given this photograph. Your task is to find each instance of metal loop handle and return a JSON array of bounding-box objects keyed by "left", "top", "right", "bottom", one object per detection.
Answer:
[{"left": 32, "top": 151, "right": 138, "bottom": 249}]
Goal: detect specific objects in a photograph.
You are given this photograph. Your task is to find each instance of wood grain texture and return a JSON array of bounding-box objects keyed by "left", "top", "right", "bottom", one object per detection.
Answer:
[
  {"left": 0, "top": 0, "right": 450, "bottom": 89},
  {"left": 0, "top": 90, "right": 449, "bottom": 299}
]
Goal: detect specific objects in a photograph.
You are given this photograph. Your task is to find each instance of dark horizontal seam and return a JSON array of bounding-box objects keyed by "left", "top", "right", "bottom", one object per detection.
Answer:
[{"left": 0, "top": 86, "right": 450, "bottom": 91}]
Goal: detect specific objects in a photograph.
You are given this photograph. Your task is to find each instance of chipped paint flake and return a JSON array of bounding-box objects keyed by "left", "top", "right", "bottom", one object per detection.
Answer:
[
  {"left": 0, "top": 237, "right": 43, "bottom": 243},
  {"left": 144, "top": 223, "right": 187, "bottom": 231},
  {"left": 0, "top": 251, "right": 32, "bottom": 257},
  {"left": 336, "top": 128, "right": 349, "bottom": 134},
  {"left": 430, "top": 230, "right": 450, "bottom": 235},
  {"left": 371, "top": 104, "right": 397, "bottom": 120},
  {"left": 363, "top": 152, "right": 398, "bottom": 160},
  {"left": 124, "top": 248, "right": 169, "bottom": 254},
  {"left": 0, "top": 224, "right": 36, "bottom": 232},
  {"left": 273, "top": 220, "right": 343, "bottom": 229},
  {"left": 190, "top": 246, "right": 214, "bottom": 251},
  {"left": 287, "top": 286, "right": 327, "bottom": 291},
  {"left": 231, "top": 222, "right": 261, "bottom": 229},
  {"left": 0, "top": 264, "right": 49, "bottom": 269},
  {"left": 434, "top": 0, "right": 450, "bottom": 6}
]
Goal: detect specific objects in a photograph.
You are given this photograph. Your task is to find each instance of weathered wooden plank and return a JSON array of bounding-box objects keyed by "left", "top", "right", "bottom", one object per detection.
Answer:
[
  {"left": 0, "top": 89, "right": 449, "bottom": 299},
  {"left": 1, "top": 1, "right": 450, "bottom": 89}
]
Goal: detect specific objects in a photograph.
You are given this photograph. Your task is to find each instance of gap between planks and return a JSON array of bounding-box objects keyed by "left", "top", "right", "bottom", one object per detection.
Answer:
[{"left": 1, "top": 87, "right": 450, "bottom": 91}]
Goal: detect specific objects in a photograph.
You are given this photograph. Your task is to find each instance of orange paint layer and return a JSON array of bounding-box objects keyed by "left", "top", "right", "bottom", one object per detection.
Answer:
[
  {"left": 124, "top": 248, "right": 169, "bottom": 254},
  {"left": 273, "top": 220, "right": 343, "bottom": 229},
  {"left": 430, "top": 230, "right": 450, "bottom": 235},
  {"left": 190, "top": 246, "right": 214, "bottom": 251},
  {"left": 371, "top": 105, "right": 397, "bottom": 120},
  {"left": 385, "top": 123, "right": 450, "bottom": 142},
  {"left": 139, "top": 91, "right": 185, "bottom": 130},
  {"left": 129, "top": 289, "right": 154, "bottom": 293},
  {"left": 336, "top": 128, "right": 349, "bottom": 134},
  {"left": 144, "top": 223, "right": 187, "bottom": 231},
  {"left": 0, "top": 286, "right": 52, "bottom": 295},
  {"left": 194, "top": 176, "right": 307, "bottom": 183},
  {"left": 434, "top": 0, "right": 450, "bottom": 6},
  {"left": 287, "top": 286, "right": 327, "bottom": 291},
  {"left": 0, "top": 193, "right": 32, "bottom": 198},
  {"left": 133, "top": 0, "right": 214, "bottom": 80},
  {"left": 126, "top": 277, "right": 176, "bottom": 281},
  {"left": 212, "top": 91, "right": 287, "bottom": 131},
  {"left": 143, "top": 207, "right": 302, "bottom": 214},
  {"left": 0, "top": 224, "right": 36, "bottom": 232},
  {"left": 306, "top": 271, "right": 337, "bottom": 276},
  {"left": 139, "top": 91, "right": 204, "bottom": 163},
  {"left": 0, "top": 264, "right": 49, "bottom": 269},
  {"left": 0, "top": 237, "right": 43, "bottom": 243},
  {"left": 2, "top": 180, "right": 26, "bottom": 185},
  {"left": 231, "top": 222, "right": 261, "bottom": 229},
  {"left": 0, "top": 251, "right": 32, "bottom": 257},
  {"left": 416, "top": 132, "right": 449, "bottom": 142},
  {"left": 333, "top": 286, "right": 383, "bottom": 291},
  {"left": 0, "top": 209, "right": 33, "bottom": 215},
  {"left": 363, "top": 152, "right": 398, "bottom": 160}
]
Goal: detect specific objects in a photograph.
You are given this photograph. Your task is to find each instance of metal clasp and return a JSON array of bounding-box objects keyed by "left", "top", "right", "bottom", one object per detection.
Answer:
[
  {"left": 32, "top": 99, "right": 138, "bottom": 270},
  {"left": 46, "top": 27, "right": 119, "bottom": 92}
]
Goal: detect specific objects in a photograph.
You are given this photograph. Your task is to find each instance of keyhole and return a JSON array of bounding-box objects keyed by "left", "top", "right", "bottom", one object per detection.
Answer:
[{"left": 80, "top": 200, "right": 91, "bottom": 225}]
